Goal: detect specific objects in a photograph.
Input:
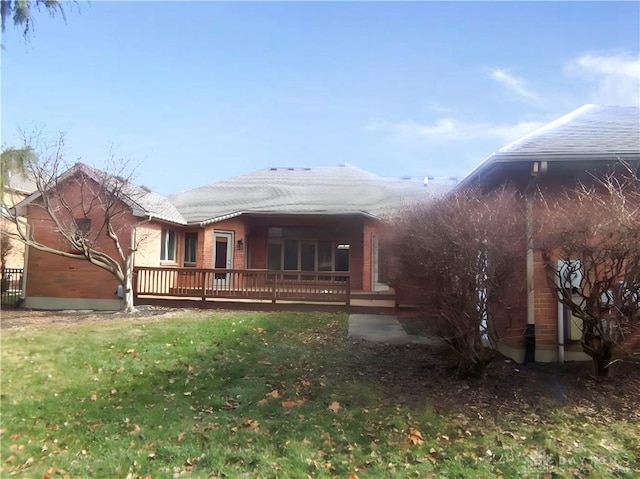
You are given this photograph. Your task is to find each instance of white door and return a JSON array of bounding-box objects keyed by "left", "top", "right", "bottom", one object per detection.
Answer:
[{"left": 213, "top": 232, "right": 233, "bottom": 288}]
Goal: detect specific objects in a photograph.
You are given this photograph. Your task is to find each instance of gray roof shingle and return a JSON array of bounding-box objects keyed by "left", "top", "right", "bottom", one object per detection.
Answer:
[
  {"left": 499, "top": 104, "right": 640, "bottom": 156},
  {"left": 169, "top": 164, "right": 454, "bottom": 225},
  {"left": 461, "top": 104, "right": 640, "bottom": 185}
]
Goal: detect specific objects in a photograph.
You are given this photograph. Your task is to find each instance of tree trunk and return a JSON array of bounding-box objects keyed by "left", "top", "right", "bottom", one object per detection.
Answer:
[
  {"left": 120, "top": 255, "right": 137, "bottom": 313},
  {"left": 583, "top": 336, "right": 616, "bottom": 378}
]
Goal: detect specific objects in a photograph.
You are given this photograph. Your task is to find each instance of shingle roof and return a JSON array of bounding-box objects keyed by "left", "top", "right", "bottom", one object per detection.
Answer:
[
  {"left": 78, "top": 163, "right": 187, "bottom": 225},
  {"left": 129, "top": 187, "right": 187, "bottom": 225},
  {"left": 14, "top": 163, "right": 187, "bottom": 225},
  {"left": 169, "top": 164, "right": 455, "bottom": 225},
  {"left": 461, "top": 104, "right": 640, "bottom": 186}
]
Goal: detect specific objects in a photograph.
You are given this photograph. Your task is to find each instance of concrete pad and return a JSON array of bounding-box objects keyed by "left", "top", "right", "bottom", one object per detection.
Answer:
[
  {"left": 348, "top": 314, "right": 445, "bottom": 346},
  {"left": 348, "top": 314, "right": 407, "bottom": 343}
]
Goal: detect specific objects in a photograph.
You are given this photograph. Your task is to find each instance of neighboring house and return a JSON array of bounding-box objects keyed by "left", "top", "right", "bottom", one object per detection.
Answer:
[
  {"left": 459, "top": 104, "right": 640, "bottom": 363},
  {"left": 15, "top": 163, "right": 454, "bottom": 310},
  {"left": 14, "top": 163, "right": 188, "bottom": 310},
  {"left": 1, "top": 170, "right": 36, "bottom": 269}
]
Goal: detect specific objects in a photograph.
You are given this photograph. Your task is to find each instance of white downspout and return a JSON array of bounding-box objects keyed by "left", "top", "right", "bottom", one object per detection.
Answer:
[
  {"left": 21, "top": 223, "right": 31, "bottom": 301},
  {"left": 526, "top": 200, "right": 535, "bottom": 327},
  {"left": 557, "top": 298, "right": 565, "bottom": 363}
]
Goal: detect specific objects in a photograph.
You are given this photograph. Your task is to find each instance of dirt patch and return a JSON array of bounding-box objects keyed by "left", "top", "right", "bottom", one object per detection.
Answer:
[
  {"left": 338, "top": 338, "right": 640, "bottom": 424},
  {"left": 0, "top": 305, "right": 206, "bottom": 329}
]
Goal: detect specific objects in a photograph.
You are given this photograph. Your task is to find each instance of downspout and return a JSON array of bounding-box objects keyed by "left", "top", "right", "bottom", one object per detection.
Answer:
[
  {"left": 21, "top": 223, "right": 31, "bottom": 304},
  {"left": 557, "top": 294, "right": 565, "bottom": 363},
  {"left": 524, "top": 198, "right": 536, "bottom": 363},
  {"left": 524, "top": 160, "right": 548, "bottom": 363}
]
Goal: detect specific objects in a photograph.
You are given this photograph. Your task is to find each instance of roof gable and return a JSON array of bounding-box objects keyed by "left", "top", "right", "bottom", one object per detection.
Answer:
[{"left": 15, "top": 162, "right": 186, "bottom": 225}]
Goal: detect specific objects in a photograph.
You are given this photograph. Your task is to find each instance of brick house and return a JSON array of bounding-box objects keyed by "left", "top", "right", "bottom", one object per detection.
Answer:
[
  {"left": 15, "top": 163, "right": 453, "bottom": 310},
  {"left": 459, "top": 104, "right": 640, "bottom": 363}
]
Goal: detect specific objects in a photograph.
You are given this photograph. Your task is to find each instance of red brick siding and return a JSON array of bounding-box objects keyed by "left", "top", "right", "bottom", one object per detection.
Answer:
[{"left": 25, "top": 179, "right": 135, "bottom": 301}]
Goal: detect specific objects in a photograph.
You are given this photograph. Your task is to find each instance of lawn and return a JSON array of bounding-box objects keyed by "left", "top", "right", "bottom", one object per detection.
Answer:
[{"left": 1, "top": 310, "right": 639, "bottom": 478}]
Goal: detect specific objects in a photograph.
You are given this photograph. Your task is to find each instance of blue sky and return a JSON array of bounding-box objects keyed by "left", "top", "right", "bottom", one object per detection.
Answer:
[{"left": 2, "top": 1, "right": 639, "bottom": 195}]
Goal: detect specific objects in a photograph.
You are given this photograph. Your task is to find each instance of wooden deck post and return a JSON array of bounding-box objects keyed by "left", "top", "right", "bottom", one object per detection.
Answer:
[
  {"left": 200, "top": 271, "right": 207, "bottom": 303},
  {"left": 132, "top": 268, "right": 138, "bottom": 304},
  {"left": 346, "top": 275, "right": 351, "bottom": 306},
  {"left": 272, "top": 275, "right": 277, "bottom": 303}
]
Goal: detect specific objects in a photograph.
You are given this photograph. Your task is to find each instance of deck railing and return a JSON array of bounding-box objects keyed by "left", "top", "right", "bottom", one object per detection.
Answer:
[{"left": 133, "top": 267, "right": 351, "bottom": 305}]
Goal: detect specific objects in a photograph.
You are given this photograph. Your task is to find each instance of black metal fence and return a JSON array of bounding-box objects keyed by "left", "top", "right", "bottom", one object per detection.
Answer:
[{"left": 1, "top": 268, "right": 24, "bottom": 306}]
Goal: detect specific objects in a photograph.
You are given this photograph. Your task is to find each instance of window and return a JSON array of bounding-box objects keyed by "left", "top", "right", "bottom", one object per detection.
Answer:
[
  {"left": 160, "top": 228, "right": 176, "bottom": 262},
  {"left": 75, "top": 218, "right": 92, "bottom": 237},
  {"left": 184, "top": 232, "right": 198, "bottom": 266},
  {"left": 267, "top": 242, "right": 282, "bottom": 270},
  {"left": 266, "top": 239, "right": 350, "bottom": 276}
]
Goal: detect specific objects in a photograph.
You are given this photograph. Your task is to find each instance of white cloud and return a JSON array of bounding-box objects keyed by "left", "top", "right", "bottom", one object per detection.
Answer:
[
  {"left": 567, "top": 52, "right": 640, "bottom": 106},
  {"left": 364, "top": 118, "right": 545, "bottom": 144},
  {"left": 490, "top": 69, "right": 543, "bottom": 105}
]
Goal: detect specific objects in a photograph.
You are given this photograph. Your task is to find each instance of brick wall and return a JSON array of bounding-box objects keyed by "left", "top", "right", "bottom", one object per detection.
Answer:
[{"left": 25, "top": 181, "right": 136, "bottom": 302}]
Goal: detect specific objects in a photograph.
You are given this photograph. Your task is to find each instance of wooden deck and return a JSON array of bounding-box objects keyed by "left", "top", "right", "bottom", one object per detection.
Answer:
[{"left": 134, "top": 267, "right": 352, "bottom": 305}]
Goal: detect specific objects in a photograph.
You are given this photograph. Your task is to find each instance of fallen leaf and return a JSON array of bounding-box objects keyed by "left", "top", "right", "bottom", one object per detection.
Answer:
[
  {"left": 328, "top": 401, "right": 341, "bottom": 413},
  {"left": 184, "top": 458, "right": 196, "bottom": 472},
  {"left": 282, "top": 399, "right": 307, "bottom": 408},
  {"left": 90, "top": 393, "right": 98, "bottom": 402},
  {"left": 177, "top": 432, "right": 186, "bottom": 442},
  {"left": 408, "top": 429, "right": 424, "bottom": 445},
  {"left": 18, "top": 456, "right": 34, "bottom": 471},
  {"left": 256, "top": 399, "right": 269, "bottom": 406},
  {"left": 256, "top": 328, "right": 266, "bottom": 334},
  {"left": 267, "top": 390, "right": 280, "bottom": 399},
  {"left": 242, "top": 419, "right": 260, "bottom": 430}
]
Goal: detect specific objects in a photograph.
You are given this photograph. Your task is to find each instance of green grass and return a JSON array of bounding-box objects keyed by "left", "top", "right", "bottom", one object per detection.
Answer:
[{"left": 1, "top": 311, "right": 638, "bottom": 478}]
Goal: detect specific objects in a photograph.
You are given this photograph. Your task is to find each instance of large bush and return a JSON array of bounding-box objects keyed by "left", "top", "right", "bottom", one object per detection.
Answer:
[{"left": 388, "top": 188, "right": 526, "bottom": 376}]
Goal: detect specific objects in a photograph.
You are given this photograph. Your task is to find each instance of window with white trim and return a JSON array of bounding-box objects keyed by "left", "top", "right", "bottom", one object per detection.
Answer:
[
  {"left": 184, "top": 232, "right": 198, "bottom": 266},
  {"left": 160, "top": 228, "right": 176, "bottom": 262}
]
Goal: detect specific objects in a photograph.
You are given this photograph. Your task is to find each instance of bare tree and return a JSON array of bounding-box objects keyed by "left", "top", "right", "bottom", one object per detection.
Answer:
[
  {"left": 1, "top": 0, "right": 67, "bottom": 37},
  {"left": 388, "top": 188, "right": 526, "bottom": 376},
  {"left": 2, "top": 135, "right": 146, "bottom": 312},
  {"left": 536, "top": 171, "right": 640, "bottom": 377}
]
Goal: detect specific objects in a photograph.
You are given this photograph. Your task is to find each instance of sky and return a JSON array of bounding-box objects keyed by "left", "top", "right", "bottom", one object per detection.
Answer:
[{"left": 2, "top": 1, "right": 639, "bottom": 195}]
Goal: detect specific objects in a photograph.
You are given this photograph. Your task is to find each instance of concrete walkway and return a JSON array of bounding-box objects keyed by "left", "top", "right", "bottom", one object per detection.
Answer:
[{"left": 348, "top": 314, "right": 443, "bottom": 346}]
